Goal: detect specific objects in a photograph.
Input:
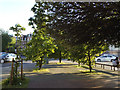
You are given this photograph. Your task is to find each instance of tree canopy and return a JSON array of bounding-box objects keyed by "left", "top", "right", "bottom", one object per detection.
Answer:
[
  {"left": 45, "top": 2, "right": 120, "bottom": 47},
  {"left": 28, "top": 2, "right": 119, "bottom": 72}
]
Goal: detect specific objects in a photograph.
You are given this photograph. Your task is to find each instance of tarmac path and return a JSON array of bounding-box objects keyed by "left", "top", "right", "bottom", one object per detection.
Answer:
[{"left": 26, "top": 61, "right": 119, "bottom": 88}]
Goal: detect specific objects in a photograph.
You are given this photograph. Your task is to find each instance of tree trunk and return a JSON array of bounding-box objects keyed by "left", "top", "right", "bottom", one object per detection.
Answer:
[
  {"left": 21, "top": 59, "right": 23, "bottom": 80},
  {"left": 88, "top": 51, "right": 92, "bottom": 73},
  {"left": 59, "top": 51, "right": 62, "bottom": 63},
  {"left": 15, "top": 61, "right": 18, "bottom": 78},
  {"left": 78, "top": 61, "right": 80, "bottom": 67},
  {"left": 39, "top": 59, "right": 42, "bottom": 70},
  {"left": 10, "top": 59, "right": 14, "bottom": 85}
]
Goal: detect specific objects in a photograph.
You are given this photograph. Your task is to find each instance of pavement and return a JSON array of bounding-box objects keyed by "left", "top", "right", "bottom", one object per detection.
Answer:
[
  {"left": 25, "top": 60, "right": 120, "bottom": 88},
  {"left": 1, "top": 60, "right": 119, "bottom": 88}
]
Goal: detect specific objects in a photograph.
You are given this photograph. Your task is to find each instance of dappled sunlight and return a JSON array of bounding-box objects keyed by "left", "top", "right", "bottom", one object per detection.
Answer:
[
  {"left": 32, "top": 68, "right": 49, "bottom": 73},
  {"left": 56, "top": 62, "right": 66, "bottom": 64},
  {"left": 19, "top": 62, "right": 119, "bottom": 88}
]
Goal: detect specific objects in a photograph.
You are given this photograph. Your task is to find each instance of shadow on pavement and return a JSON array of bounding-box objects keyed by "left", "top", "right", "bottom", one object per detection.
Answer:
[
  {"left": 25, "top": 72, "right": 119, "bottom": 88},
  {"left": 24, "top": 63, "right": 119, "bottom": 88}
]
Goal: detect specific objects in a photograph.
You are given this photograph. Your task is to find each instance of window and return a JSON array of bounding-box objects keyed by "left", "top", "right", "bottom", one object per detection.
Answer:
[
  {"left": 102, "top": 56, "right": 107, "bottom": 58},
  {"left": 108, "top": 56, "right": 112, "bottom": 58}
]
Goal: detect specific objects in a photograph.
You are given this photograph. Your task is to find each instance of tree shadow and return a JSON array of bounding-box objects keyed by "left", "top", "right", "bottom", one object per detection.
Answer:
[
  {"left": 42, "top": 64, "right": 77, "bottom": 69},
  {"left": 78, "top": 65, "right": 119, "bottom": 76},
  {"left": 23, "top": 63, "right": 119, "bottom": 88},
  {"left": 92, "top": 69, "right": 118, "bottom": 76},
  {"left": 25, "top": 71, "right": 119, "bottom": 88}
]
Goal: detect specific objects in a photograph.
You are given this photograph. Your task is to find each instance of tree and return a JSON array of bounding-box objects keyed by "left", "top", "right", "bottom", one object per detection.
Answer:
[
  {"left": 68, "top": 45, "right": 86, "bottom": 66},
  {"left": 83, "top": 43, "right": 109, "bottom": 72},
  {"left": 0, "top": 29, "right": 11, "bottom": 52},
  {"left": 24, "top": 3, "right": 57, "bottom": 69},
  {"left": 9, "top": 24, "right": 25, "bottom": 80},
  {"left": 68, "top": 43, "right": 108, "bottom": 72},
  {"left": 48, "top": 44, "right": 68, "bottom": 63},
  {"left": 28, "top": 2, "right": 118, "bottom": 72},
  {"left": 24, "top": 28, "right": 57, "bottom": 69}
]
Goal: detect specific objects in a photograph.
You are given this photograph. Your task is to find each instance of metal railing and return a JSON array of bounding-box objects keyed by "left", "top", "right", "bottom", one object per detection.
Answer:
[{"left": 95, "top": 62, "right": 119, "bottom": 71}]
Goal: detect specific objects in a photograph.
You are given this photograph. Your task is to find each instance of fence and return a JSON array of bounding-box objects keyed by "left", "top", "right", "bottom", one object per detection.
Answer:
[{"left": 95, "top": 62, "right": 119, "bottom": 71}]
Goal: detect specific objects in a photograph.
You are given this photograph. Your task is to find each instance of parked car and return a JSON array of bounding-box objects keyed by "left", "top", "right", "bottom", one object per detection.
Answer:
[
  {"left": 95, "top": 54, "right": 117, "bottom": 62},
  {"left": 5, "top": 53, "right": 17, "bottom": 62},
  {"left": 0, "top": 52, "right": 6, "bottom": 56},
  {"left": 0, "top": 53, "right": 8, "bottom": 63}
]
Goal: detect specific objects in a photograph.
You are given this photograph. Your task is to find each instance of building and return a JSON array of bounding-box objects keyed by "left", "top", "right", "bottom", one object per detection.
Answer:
[
  {"left": 109, "top": 45, "right": 120, "bottom": 58},
  {"left": 14, "top": 33, "right": 33, "bottom": 53}
]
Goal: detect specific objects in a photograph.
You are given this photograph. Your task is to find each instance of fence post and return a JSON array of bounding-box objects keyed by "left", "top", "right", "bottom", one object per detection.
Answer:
[
  {"left": 114, "top": 66, "right": 115, "bottom": 71},
  {"left": 103, "top": 65, "right": 104, "bottom": 69},
  {"left": 10, "top": 58, "right": 14, "bottom": 85}
]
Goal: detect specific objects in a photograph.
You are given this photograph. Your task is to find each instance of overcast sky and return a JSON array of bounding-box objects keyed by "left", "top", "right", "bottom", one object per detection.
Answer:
[{"left": 0, "top": 0, "right": 36, "bottom": 35}]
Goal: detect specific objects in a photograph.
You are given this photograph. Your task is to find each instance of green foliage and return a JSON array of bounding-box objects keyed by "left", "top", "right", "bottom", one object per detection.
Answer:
[
  {"left": 45, "top": 2, "right": 120, "bottom": 46},
  {"left": 9, "top": 24, "right": 25, "bottom": 34},
  {"left": 9, "top": 24, "right": 26, "bottom": 85},
  {"left": 1, "top": 29, "right": 12, "bottom": 52},
  {"left": 8, "top": 37, "right": 16, "bottom": 53},
  {"left": 24, "top": 30, "right": 57, "bottom": 60},
  {"left": 48, "top": 44, "right": 68, "bottom": 60},
  {"left": 9, "top": 24, "right": 26, "bottom": 57},
  {"left": 29, "top": 2, "right": 111, "bottom": 72},
  {"left": 24, "top": 4, "right": 57, "bottom": 69},
  {"left": 9, "top": 37, "right": 16, "bottom": 44}
]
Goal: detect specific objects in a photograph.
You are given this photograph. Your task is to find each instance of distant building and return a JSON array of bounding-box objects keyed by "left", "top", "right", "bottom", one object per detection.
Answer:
[
  {"left": 109, "top": 45, "right": 120, "bottom": 58},
  {"left": 14, "top": 33, "right": 33, "bottom": 53}
]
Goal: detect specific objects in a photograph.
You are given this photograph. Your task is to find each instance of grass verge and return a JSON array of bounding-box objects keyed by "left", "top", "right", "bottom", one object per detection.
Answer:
[
  {"left": 32, "top": 68, "right": 49, "bottom": 73},
  {"left": 56, "top": 62, "right": 66, "bottom": 64},
  {"left": 79, "top": 70, "right": 103, "bottom": 75},
  {"left": 1, "top": 77, "right": 29, "bottom": 88},
  {"left": 74, "top": 65, "right": 89, "bottom": 68}
]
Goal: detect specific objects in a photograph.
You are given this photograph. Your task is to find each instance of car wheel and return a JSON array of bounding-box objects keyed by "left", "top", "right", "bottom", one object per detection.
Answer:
[
  {"left": 97, "top": 59, "right": 101, "bottom": 62},
  {"left": 1, "top": 60, "right": 4, "bottom": 64}
]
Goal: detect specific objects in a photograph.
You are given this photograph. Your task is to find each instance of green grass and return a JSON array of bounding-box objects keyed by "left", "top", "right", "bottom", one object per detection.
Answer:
[
  {"left": 79, "top": 70, "right": 103, "bottom": 75},
  {"left": 74, "top": 65, "right": 89, "bottom": 68},
  {"left": 1, "top": 77, "right": 29, "bottom": 88},
  {"left": 56, "top": 62, "right": 66, "bottom": 64},
  {"left": 32, "top": 68, "right": 49, "bottom": 73}
]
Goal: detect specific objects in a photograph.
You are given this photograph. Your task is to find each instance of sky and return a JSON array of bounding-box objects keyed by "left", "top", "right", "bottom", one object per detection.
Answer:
[{"left": 0, "top": 0, "right": 36, "bottom": 35}]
